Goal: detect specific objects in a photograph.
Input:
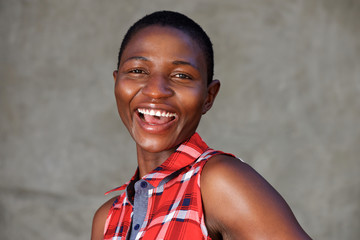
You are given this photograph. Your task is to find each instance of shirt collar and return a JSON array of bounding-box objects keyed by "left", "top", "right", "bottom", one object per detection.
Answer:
[{"left": 105, "top": 132, "right": 208, "bottom": 195}]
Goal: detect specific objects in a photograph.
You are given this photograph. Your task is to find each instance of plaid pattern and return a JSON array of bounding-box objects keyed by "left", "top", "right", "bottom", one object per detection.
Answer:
[{"left": 103, "top": 133, "right": 227, "bottom": 240}]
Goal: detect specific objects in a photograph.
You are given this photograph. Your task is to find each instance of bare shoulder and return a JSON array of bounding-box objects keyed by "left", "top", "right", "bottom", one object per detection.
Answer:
[
  {"left": 91, "top": 196, "right": 118, "bottom": 240},
  {"left": 201, "top": 154, "right": 311, "bottom": 240}
]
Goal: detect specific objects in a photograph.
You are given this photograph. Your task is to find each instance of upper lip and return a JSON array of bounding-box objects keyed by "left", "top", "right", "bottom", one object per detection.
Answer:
[
  {"left": 134, "top": 103, "right": 178, "bottom": 118},
  {"left": 137, "top": 108, "right": 177, "bottom": 117}
]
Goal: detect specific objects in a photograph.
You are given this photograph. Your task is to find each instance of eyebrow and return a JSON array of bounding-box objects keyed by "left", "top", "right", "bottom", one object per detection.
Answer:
[
  {"left": 123, "top": 57, "right": 200, "bottom": 71},
  {"left": 172, "top": 60, "right": 200, "bottom": 71},
  {"left": 123, "top": 56, "right": 149, "bottom": 63}
]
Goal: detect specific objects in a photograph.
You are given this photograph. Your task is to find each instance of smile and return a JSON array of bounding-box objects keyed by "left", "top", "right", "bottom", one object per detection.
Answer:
[{"left": 137, "top": 108, "right": 177, "bottom": 125}]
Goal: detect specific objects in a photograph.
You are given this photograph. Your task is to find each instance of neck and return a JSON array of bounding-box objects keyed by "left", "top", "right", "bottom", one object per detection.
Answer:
[{"left": 136, "top": 146, "right": 177, "bottom": 178}]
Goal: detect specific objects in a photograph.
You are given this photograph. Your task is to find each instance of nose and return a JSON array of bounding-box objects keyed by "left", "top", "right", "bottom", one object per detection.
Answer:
[{"left": 141, "top": 74, "right": 174, "bottom": 99}]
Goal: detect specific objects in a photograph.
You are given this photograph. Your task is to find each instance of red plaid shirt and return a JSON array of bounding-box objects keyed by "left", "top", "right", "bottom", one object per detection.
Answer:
[{"left": 103, "top": 133, "right": 228, "bottom": 239}]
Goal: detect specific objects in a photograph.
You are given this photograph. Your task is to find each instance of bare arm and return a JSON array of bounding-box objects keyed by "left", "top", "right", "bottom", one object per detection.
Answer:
[
  {"left": 201, "top": 155, "right": 311, "bottom": 240},
  {"left": 91, "top": 196, "right": 117, "bottom": 240}
]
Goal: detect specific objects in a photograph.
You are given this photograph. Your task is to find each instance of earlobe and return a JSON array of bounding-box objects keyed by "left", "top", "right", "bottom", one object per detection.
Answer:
[
  {"left": 202, "top": 79, "right": 220, "bottom": 114},
  {"left": 113, "top": 70, "right": 118, "bottom": 82}
]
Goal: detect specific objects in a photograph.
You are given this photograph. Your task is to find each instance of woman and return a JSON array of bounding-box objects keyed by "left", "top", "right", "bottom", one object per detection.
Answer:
[{"left": 91, "top": 11, "right": 311, "bottom": 240}]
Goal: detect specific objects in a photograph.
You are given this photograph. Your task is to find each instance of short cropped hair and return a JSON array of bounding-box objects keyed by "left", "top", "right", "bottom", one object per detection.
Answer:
[{"left": 117, "top": 10, "right": 214, "bottom": 84}]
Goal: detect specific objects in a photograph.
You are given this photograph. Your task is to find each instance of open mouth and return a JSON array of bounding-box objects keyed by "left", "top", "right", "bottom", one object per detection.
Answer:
[{"left": 137, "top": 108, "right": 177, "bottom": 125}]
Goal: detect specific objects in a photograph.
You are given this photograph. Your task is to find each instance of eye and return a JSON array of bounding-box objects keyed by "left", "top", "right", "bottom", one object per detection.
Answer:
[
  {"left": 128, "top": 69, "right": 146, "bottom": 74},
  {"left": 173, "top": 73, "right": 192, "bottom": 79}
]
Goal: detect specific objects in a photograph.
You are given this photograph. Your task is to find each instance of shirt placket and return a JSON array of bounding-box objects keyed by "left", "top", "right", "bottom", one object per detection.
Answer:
[{"left": 129, "top": 179, "right": 153, "bottom": 240}]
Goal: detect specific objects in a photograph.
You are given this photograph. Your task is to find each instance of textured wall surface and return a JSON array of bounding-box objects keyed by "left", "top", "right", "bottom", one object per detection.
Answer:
[{"left": 1, "top": 0, "right": 359, "bottom": 239}]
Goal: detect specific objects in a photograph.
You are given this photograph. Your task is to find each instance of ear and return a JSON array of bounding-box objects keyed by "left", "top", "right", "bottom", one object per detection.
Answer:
[
  {"left": 113, "top": 70, "right": 118, "bottom": 82},
  {"left": 202, "top": 79, "right": 220, "bottom": 114}
]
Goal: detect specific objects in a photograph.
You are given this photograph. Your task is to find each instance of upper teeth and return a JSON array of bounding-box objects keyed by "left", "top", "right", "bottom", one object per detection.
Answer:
[{"left": 138, "top": 108, "right": 177, "bottom": 118}]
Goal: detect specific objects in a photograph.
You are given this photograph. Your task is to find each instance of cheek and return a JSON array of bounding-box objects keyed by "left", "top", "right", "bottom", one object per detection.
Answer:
[
  {"left": 178, "top": 87, "right": 207, "bottom": 115},
  {"left": 115, "top": 80, "right": 137, "bottom": 104},
  {"left": 114, "top": 80, "right": 138, "bottom": 119}
]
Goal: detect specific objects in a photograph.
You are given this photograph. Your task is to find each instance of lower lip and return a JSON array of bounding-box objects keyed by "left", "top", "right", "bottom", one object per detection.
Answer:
[{"left": 134, "top": 112, "right": 177, "bottom": 134}]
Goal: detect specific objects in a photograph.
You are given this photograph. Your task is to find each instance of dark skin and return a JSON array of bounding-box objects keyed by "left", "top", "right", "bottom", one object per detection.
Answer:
[
  {"left": 113, "top": 26, "right": 218, "bottom": 176},
  {"left": 91, "top": 25, "right": 311, "bottom": 240}
]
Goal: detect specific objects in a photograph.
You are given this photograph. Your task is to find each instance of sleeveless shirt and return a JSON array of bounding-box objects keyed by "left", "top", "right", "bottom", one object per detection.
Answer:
[{"left": 103, "top": 133, "right": 231, "bottom": 240}]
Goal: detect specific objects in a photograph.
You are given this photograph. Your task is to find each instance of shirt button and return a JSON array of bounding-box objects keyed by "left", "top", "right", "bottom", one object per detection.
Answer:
[
  {"left": 140, "top": 181, "right": 148, "bottom": 188},
  {"left": 134, "top": 224, "right": 140, "bottom": 230}
]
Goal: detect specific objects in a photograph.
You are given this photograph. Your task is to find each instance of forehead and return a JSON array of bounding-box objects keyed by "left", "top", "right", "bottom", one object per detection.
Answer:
[
  {"left": 131, "top": 25, "right": 201, "bottom": 48},
  {"left": 122, "top": 25, "right": 205, "bottom": 62}
]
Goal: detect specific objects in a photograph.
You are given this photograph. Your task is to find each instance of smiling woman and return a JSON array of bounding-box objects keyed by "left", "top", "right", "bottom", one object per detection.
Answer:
[
  {"left": 113, "top": 25, "right": 214, "bottom": 160},
  {"left": 91, "top": 11, "right": 311, "bottom": 240}
]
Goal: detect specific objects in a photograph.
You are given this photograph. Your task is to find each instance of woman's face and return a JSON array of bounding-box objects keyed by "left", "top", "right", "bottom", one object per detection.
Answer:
[{"left": 114, "top": 25, "right": 218, "bottom": 154}]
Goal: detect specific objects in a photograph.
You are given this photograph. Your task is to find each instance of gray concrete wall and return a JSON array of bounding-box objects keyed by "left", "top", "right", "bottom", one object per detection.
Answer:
[{"left": 1, "top": 0, "right": 359, "bottom": 239}]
